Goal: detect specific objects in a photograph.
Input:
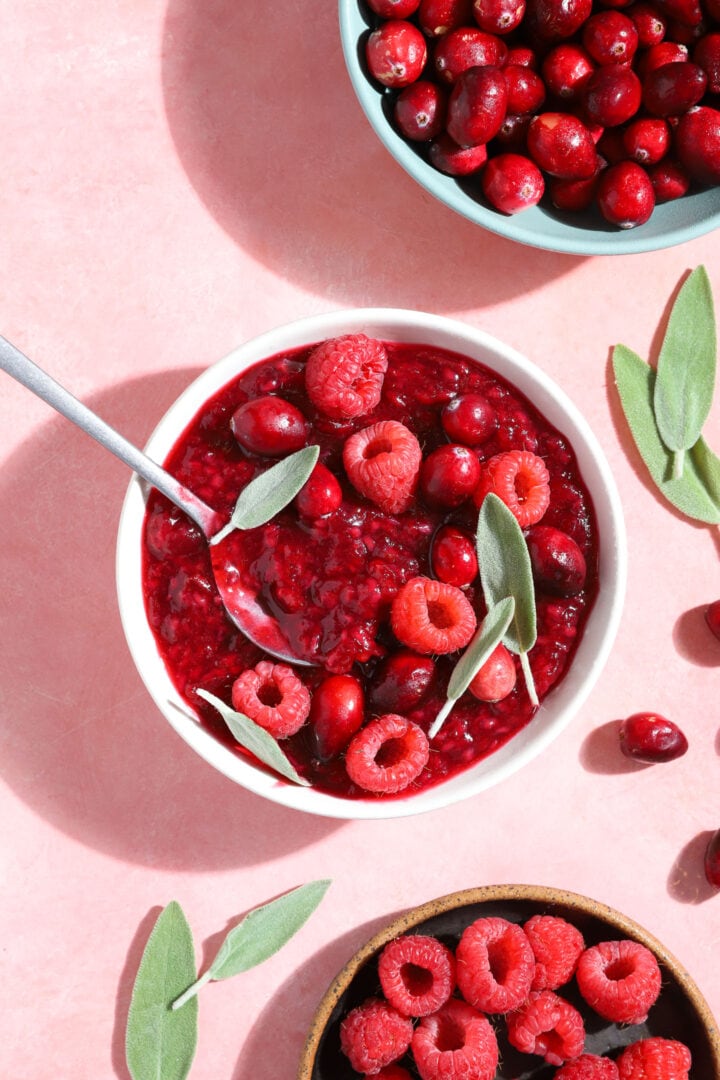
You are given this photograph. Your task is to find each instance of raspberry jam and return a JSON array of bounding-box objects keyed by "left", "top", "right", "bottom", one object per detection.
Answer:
[{"left": 141, "top": 340, "right": 599, "bottom": 799}]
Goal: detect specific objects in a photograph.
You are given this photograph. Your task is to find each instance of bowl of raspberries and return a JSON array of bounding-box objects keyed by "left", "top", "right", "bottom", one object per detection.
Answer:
[
  {"left": 298, "top": 883, "right": 720, "bottom": 1078},
  {"left": 338, "top": 0, "right": 720, "bottom": 253},
  {"left": 116, "top": 308, "right": 625, "bottom": 818}
]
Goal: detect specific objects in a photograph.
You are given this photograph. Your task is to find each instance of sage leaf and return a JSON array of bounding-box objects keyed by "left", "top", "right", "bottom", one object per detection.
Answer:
[
  {"left": 172, "top": 880, "right": 331, "bottom": 1009},
  {"left": 654, "top": 266, "right": 716, "bottom": 478},
  {"left": 126, "top": 902, "right": 198, "bottom": 1080},
  {"left": 197, "top": 689, "right": 310, "bottom": 786},
  {"left": 613, "top": 343, "right": 720, "bottom": 524},
  {"left": 476, "top": 493, "right": 538, "bottom": 706},
  {"left": 211, "top": 444, "right": 320, "bottom": 544},
  {"left": 428, "top": 596, "right": 515, "bottom": 739}
]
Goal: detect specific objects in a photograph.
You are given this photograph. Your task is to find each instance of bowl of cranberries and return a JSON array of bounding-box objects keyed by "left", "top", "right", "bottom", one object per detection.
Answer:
[
  {"left": 116, "top": 308, "right": 625, "bottom": 818},
  {"left": 298, "top": 883, "right": 720, "bottom": 1078},
  {"left": 339, "top": 0, "right": 720, "bottom": 252}
]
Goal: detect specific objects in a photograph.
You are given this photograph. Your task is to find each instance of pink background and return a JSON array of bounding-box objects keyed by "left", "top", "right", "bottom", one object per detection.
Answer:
[{"left": 2, "top": 1, "right": 720, "bottom": 1077}]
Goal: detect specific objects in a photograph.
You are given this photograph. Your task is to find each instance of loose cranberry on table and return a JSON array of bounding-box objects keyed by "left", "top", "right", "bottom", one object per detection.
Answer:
[
  {"left": 618, "top": 711, "right": 689, "bottom": 762},
  {"left": 705, "top": 599, "right": 720, "bottom": 640},
  {"left": 704, "top": 826, "right": 720, "bottom": 887}
]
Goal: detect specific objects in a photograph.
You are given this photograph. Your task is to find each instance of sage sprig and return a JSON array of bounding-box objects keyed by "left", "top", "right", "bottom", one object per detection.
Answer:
[
  {"left": 196, "top": 688, "right": 310, "bottom": 786},
  {"left": 476, "top": 492, "right": 539, "bottom": 706},
  {"left": 210, "top": 444, "right": 320, "bottom": 544},
  {"left": 428, "top": 596, "right": 515, "bottom": 739},
  {"left": 172, "top": 880, "right": 331, "bottom": 1010}
]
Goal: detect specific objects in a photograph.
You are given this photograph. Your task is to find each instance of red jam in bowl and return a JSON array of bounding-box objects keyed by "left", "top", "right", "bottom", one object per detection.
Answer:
[{"left": 141, "top": 339, "right": 598, "bottom": 799}]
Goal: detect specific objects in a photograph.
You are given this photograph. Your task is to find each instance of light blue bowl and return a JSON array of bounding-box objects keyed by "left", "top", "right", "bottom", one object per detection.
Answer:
[{"left": 339, "top": 0, "right": 720, "bottom": 255}]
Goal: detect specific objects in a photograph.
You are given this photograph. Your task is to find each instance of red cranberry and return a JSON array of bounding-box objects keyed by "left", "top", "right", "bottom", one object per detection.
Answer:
[
  {"left": 505, "top": 45, "right": 538, "bottom": 66},
  {"left": 626, "top": 2, "right": 667, "bottom": 46},
  {"left": 431, "top": 525, "right": 479, "bottom": 586},
  {"left": 705, "top": 599, "right": 720, "bottom": 640},
  {"left": 583, "top": 63, "right": 642, "bottom": 126},
  {"left": 481, "top": 152, "right": 546, "bottom": 212},
  {"left": 366, "top": 20, "right": 428, "bottom": 88},
  {"left": 549, "top": 169, "right": 602, "bottom": 210},
  {"left": 418, "top": 0, "right": 474, "bottom": 36},
  {"left": 639, "top": 41, "right": 689, "bottom": 75},
  {"left": 295, "top": 462, "right": 343, "bottom": 520},
  {"left": 447, "top": 65, "right": 509, "bottom": 146},
  {"left": 647, "top": 156, "right": 691, "bottom": 199},
  {"left": 623, "top": 116, "right": 670, "bottom": 162},
  {"left": 582, "top": 10, "right": 639, "bottom": 64},
  {"left": 469, "top": 642, "right": 517, "bottom": 701},
  {"left": 705, "top": 828, "right": 720, "bottom": 888},
  {"left": 367, "top": 0, "right": 422, "bottom": 15},
  {"left": 473, "top": 0, "right": 526, "bottom": 34},
  {"left": 231, "top": 396, "right": 308, "bottom": 457},
  {"left": 420, "top": 443, "right": 481, "bottom": 507},
  {"left": 442, "top": 393, "right": 497, "bottom": 444},
  {"left": 694, "top": 32, "right": 720, "bottom": 93},
  {"left": 503, "top": 65, "right": 546, "bottom": 113},
  {"left": 597, "top": 160, "right": 655, "bottom": 225},
  {"left": 495, "top": 112, "right": 532, "bottom": 150},
  {"left": 618, "top": 711, "right": 689, "bottom": 763},
  {"left": 428, "top": 133, "right": 489, "bottom": 174},
  {"left": 652, "top": 0, "right": 702, "bottom": 26},
  {"left": 525, "top": 0, "right": 593, "bottom": 40},
  {"left": 527, "top": 112, "right": 598, "bottom": 178},
  {"left": 145, "top": 506, "right": 205, "bottom": 559},
  {"left": 525, "top": 524, "right": 587, "bottom": 595},
  {"left": 394, "top": 80, "right": 447, "bottom": 141},
  {"left": 309, "top": 674, "right": 365, "bottom": 760},
  {"left": 596, "top": 126, "right": 629, "bottom": 162},
  {"left": 433, "top": 26, "right": 508, "bottom": 83},
  {"left": 368, "top": 650, "right": 436, "bottom": 713},
  {"left": 675, "top": 105, "right": 720, "bottom": 183},
  {"left": 643, "top": 60, "right": 707, "bottom": 115},
  {"left": 666, "top": 14, "right": 707, "bottom": 42},
  {"left": 541, "top": 44, "right": 595, "bottom": 101}
]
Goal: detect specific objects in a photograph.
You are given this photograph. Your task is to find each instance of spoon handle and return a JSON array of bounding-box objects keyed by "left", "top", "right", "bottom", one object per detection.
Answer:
[{"left": 0, "top": 335, "right": 222, "bottom": 536}]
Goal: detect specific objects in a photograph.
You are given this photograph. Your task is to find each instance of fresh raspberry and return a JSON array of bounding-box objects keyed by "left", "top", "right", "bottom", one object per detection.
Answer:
[
  {"left": 554, "top": 1053, "right": 620, "bottom": 1079},
  {"left": 455, "top": 916, "right": 535, "bottom": 1013},
  {"left": 473, "top": 449, "right": 551, "bottom": 527},
  {"left": 411, "top": 998, "right": 499, "bottom": 1080},
  {"left": 506, "top": 989, "right": 586, "bottom": 1066},
  {"left": 339, "top": 996, "right": 413, "bottom": 1074},
  {"left": 378, "top": 934, "right": 456, "bottom": 1016},
  {"left": 575, "top": 939, "right": 662, "bottom": 1024},
  {"left": 343, "top": 420, "right": 422, "bottom": 514},
  {"left": 305, "top": 333, "right": 388, "bottom": 419},
  {"left": 345, "top": 714, "right": 430, "bottom": 794},
  {"left": 390, "top": 576, "right": 477, "bottom": 655},
  {"left": 524, "top": 914, "right": 585, "bottom": 991},
  {"left": 616, "top": 1038, "right": 692, "bottom": 1080},
  {"left": 230, "top": 661, "right": 310, "bottom": 737}
]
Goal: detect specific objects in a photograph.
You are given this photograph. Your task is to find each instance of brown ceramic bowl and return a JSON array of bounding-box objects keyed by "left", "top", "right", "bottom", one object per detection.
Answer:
[{"left": 298, "top": 884, "right": 720, "bottom": 1078}]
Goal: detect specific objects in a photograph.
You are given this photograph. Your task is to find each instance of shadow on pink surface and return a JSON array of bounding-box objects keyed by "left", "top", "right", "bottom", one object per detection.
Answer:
[
  {"left": 668, "top": 831, "right": 718, "bottom": 905},
  {"left": 160, "top": 0, "right": 581, "bottom": 310},
  {"left": 0, "top": 373, "right": 340, "bottom": 870}
]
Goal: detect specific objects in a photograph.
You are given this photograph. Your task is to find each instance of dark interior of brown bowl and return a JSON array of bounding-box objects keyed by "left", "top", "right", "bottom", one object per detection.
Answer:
[{"left": 300, "top": 885, "right": 720, "bottom": 1079}]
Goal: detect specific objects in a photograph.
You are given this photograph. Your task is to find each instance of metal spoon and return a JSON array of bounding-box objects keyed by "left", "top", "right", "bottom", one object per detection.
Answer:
[{"left": 0, "top": 335, "right": 308, "bottom": 665}]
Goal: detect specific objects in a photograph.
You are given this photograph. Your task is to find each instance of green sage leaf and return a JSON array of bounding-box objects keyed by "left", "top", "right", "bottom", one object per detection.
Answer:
[
  {"left": 126, "top": 902, "right": 198, "bottom": 1080},
  {"left": 613, "top": 343, "right": 720, "bottom": 524},
  {"left": 428, "top": 596, "right": 515, "bottom": 739},
  {"left": 211, "top": 444, "right": 320, "bottom": 544},
  {"left": 197, "top": 689, "right": 310, "bottom": 787},
  {"left": 654, "top": 266, "right": 716, "bottom": 477},
  {"left": 476, "top": 493, "right": 538, "bottom": 705}
]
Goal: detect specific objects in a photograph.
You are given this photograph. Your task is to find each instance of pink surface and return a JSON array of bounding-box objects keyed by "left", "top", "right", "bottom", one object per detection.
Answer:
[{"left": 1, "top": 1, "right": 720, "bottom": 1077}]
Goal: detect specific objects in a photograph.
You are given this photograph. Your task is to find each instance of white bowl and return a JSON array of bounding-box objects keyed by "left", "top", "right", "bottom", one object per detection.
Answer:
[{"left": 116, "top": 309, "right": 627, "bottom": 820}]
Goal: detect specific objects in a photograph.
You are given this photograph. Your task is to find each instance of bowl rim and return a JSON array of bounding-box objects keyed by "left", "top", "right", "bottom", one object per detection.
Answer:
[
  {"left": 116, "top": 307, "right": 627, "bottom": 820},
  {"left": 297, "top": 882, "right": 720, "bottom": 1078}
]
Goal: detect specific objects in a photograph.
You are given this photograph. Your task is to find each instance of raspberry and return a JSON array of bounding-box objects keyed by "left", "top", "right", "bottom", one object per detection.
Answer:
[
  {"left": 390, "top": 576, "right": 477, "bottom": 654},
  {"left": 411, "top": 998, "right": 499, "bottom": 1080},
  {"left": 575, "top": 939, "right": 662, "bottom": 1024},
  {"left": 554, "top": 1053, "right": 620, "bottom": 1079},
  {"left": 455, "top": 916, "right": 535, "bottom": 1013},
  {"left": 343, "top": 420, "right": 422, "bottom": 514},
  {"left": 373, "top": 1067, "right": 414, "bottom": 1080},
  {"left": 340, "top": 996, "right": 413, "bottom": 1074},
  {"left": 506, "top": 989, "right": 585, "bottom": 1066},
  {"left": 524, "top": 914, "right": 585, "bottom": 991},
  {"left": 378, "top": 934, "right": 456, "bottom": 1016},
  {"left": 345, "top": 714, "right": 430, "bottom": 794},
  {"left": 305, "top": 333, "right": 388, "bottom": 419},
  {"left": 473, "top": 449, "right": 551, "bottom": 527},
  {"left": 230, "top": 661, "right": 310, "bottom": 737},
  {"left": 616, "top": 1038, "right": 692, "bottom": 1080}
]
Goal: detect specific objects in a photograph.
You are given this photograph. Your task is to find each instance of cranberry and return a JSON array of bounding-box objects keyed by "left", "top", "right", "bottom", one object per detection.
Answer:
[
  {"left": 442, "top": 393, "right": 497, "bottom": 444},
  {"left": 431, "top": 524, "right": 479, "bottom": 586},
  {"left": 367, "top": 0, "right": 422, "bottom": 15},
  {"left": 447, "top": 65, "right": 509, "bottom": 146},
  {"left": 584, "top": 63, "right": 642, "bottom": 126},
  {"left": 231, "top": 395, "right": 308, "bottom": 457},
  {"left": 469, "top": 642, "right": 517, "bottom": 701},
  {"left": 295, "top": 462, "right": 343, "bottom": 520},
  {"left": 694, "top": 33, "right": 720, "bottom": 93},
  {"left": 418, "top": 0, "right": 474, "bottom": 36},
  {"left": 626, "top": 1, "right": 667, "bottom": 46},
  {"left": 705, "top": 829, "right": 720, "bottom": 888},
  {"left": 549, "top": 169, "right": 602, "bottom": 210},
  {"left": 503, "top": 65, "right": 546, "bottom": 113},
  {"left": 309, "top": 674, "right": 365, "bottom": 760},
  {"left": 420, "top": 443, "right": 482, "bottom": 507},
  {"left": 675, "top": 105, "right": 720, "bottom": 183},
  {"left": 647, "top": 156, "right": 691, "bottom": 199},
  {"left": 582, "top": 10, "right": 639, "bottom": 64},
  {"left": 433, "top": 26, "right": 508, "bottom": 83},
  {"left": 541, "top": 44, "right": 595, "bottom": 101},
  {"left": 525, "top": 0, "right": 592, "bottom": 41},
  {"left": 527, "top": 112, "right": 598, "bottom": 178},
  {"left": 368, "top": 650, "right": 436, "bottom": 713},
  {"left": 394, "top": 80, "right": 447, "bottom": 141},
  {"left": 525, "top": 524, "right": 587, "bottom": 595},
  {"left": 473, "top": 0, "right": 526, "bottom": 34},
  {"left": 597, "top": 160, "right": 655, "bottom": 225},
  {"left": 366, "top": 20, "right": 428, "bottom": 88},
  {"left": 481, "top": 152, "right": 546, "bottom": 212},
  {"left": 639, "top": 40, "right": 689, "bottom": 75},
  {"left": 623, "top": 116, "right": 670, "bottom": 162},
  {"left": 145, "top": 505, "right": 205, "bottom": 559},
  {"left": 495, "top": 112, "right": 533, "bottom": 150},
  {"left": 505, "top": 44, "right": 538, "bottom": 66},
  {"left": 596, "top": 126, "right": 630, "bottom": 162},
  {"left": 652, "top": 0, "right": 702, "bottom": 26},
  {"left": 643, "top": 60, "right": 707, "bottom": 115},
  {"left": 428, "top": 133, "right": 489, "bottom": 174},
  {"left": 618, "top": 711, "right": 689, "bottom": 763},
  {"left": 704, "top": 599, "right": 720, "bottom": 640}
]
